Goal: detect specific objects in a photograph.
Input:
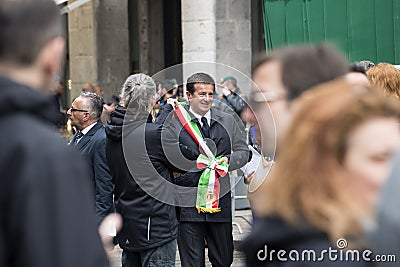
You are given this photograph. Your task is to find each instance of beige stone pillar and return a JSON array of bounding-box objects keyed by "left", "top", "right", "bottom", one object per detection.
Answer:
[
  {"left": 181, "top": 0, "right": 251, "bottom": 91},
  {"left": 68, "top": 0, "right": 129, "bottom": 100}
]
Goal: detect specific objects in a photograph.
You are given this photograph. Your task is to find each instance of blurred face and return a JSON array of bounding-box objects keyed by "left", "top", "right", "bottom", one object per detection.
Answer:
[
  {"left": 344, "top": 118, "right": 400, "bottom": 211},
  {"left": 82, "top": 83, "right": 94, "bottom": 93},
  {"left": 67, "top": 96, "right": 89, "bottom": 130},
  {"left": 37, "top": 38, "right": 65, "bottom": 92},
  {"left": 245, "top": 60, "right": 290, "bottom": 155},
  {"left": 94, "top": 86, "right": 104, "bottom": 97},
  {"left": 222, "top": 81, "right": 235, "bottom": 92},
  {"left": 187, "top": 83, "right": 214, "bottom": 116}
]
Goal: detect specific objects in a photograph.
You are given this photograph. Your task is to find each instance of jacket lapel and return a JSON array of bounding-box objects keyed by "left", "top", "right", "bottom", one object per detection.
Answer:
[
  {"left": 76, "top": 121, "right": 103, "bottom": 151},
  {"left": 210, "top": 108, "right": 223, "bottom": 127}
]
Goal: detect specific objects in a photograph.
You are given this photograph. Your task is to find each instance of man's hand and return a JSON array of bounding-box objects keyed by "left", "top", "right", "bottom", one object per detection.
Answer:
[
  {"left": 244, "top": 171, "right": 255, "bottom": 185},
  {"left": 167, "top": 98, "right": 179, "bottom": 106},
  {"left": 216, "top": 156, "right": 229, "bottom": 165},
  {"left": 222, "top": 87, "right": 231, "bottom": 96},
  {"left": 98, "top": 213, "right": 122, "bottom": 259},
  {"left": 172, "top": 172, "right": 181, "bottom": 179}
]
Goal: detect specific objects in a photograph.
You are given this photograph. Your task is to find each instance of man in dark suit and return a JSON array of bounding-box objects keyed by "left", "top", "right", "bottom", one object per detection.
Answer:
[
  {"left": 163, "top": 73, "right": 250, "bottom": 267},
  {"left": 67, "top": 92, "right": 114, "bottom": 223}
]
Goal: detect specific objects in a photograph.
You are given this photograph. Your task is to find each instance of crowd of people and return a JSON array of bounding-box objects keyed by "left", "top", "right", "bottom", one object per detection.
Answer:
[{"left": 2, "top": 1, "right": 400, "bottom": 267}]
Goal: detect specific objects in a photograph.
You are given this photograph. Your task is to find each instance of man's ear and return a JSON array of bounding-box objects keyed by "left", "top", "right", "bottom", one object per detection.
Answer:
[
  {"left": 82, "top": 112, "right": 91, "bottom": 122},
  {"left": 186, "top": 91, "right": 192, "bottom": 100},
  {"left": 37, "top": 37, "right": 65, "bottom": 80}
]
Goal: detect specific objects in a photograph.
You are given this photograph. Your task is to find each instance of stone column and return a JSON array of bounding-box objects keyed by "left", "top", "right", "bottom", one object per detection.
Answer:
[
  {"left": 68, "top": 0, "right": 97, "bottom": 100},
  {"left": 181, "top": 0, "right": 217, "bottom": 81},
  {"left": 216, "top": 0, "right": 252, "bottom": 92},
  {"left": 96, "top": 0, "right": 130, "bottom": 97},
  {"left": 181, "top": 0, "right": 251, "bottom": 91},
  {"left": 138, "top": 0, "right": 165, "bottom": 76},
  {"left": 68, "top": 0, "right": 129, "bottom": 100}
]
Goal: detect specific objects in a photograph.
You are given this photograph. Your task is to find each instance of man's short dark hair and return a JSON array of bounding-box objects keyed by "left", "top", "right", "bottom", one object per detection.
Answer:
[
  {"left": 253, "top": 44, "right": 349, "bottom": 101},
  {"left": 0, "top": 0, "right": 63, "bottom": 66},
  {"left": 252, "top": 53, "right": 275, "bottom": 76},
  {"left": 80, "top": 92, "right": 103, "bottom": 119},
  {"left": 186, "top": 73, "right": 215, "bottom": 94},
  {"left": 274, "top": 44, "right": 349, "bottom": 100}
]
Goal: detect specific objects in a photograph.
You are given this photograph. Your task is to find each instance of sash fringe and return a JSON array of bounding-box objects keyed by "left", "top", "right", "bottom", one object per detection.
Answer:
[{"left": 196, "top": 207, "right": 221, "bottom": 214}]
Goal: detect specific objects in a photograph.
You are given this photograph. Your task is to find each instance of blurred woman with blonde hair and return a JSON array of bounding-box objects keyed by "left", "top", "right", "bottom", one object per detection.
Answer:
[{"left": 242, "top": 79, "right": 400, "bottom": 266}]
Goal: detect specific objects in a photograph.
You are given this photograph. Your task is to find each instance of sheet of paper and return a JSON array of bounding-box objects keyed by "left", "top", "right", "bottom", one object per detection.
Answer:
[
  {"left": 241, "top": 145, "right": 274, "bottom": 193},
  {"left": 241, "top": 145, "right": 261, "bottom": 176}
]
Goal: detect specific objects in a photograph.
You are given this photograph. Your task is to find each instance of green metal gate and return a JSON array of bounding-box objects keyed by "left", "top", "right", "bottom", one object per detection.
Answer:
[{"left": 263, "top": 0, "right": 400, "bottom": 63}]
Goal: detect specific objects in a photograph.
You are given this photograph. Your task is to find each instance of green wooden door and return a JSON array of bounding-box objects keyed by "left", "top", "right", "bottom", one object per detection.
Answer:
[{"left": 263, "top": 0, "right": 400, "bottom": 64}]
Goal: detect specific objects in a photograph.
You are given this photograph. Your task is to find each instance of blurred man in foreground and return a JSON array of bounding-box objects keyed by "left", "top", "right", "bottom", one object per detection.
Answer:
[{"left": 0, "top": 0, "right": 109, "bottom": 266}]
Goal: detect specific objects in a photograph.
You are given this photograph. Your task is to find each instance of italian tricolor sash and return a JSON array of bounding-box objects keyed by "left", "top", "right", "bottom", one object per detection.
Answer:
[{"left": 172, "top": 102, "right": 229, "bottom": 213}]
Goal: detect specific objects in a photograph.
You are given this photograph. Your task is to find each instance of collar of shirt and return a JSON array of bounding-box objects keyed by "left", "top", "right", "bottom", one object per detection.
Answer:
[
  {"left": 81, "top": 121, "right": 98, "bottom": 135},
  {"left": 189, "top": 107, "right": 211, "bottom": 126}
]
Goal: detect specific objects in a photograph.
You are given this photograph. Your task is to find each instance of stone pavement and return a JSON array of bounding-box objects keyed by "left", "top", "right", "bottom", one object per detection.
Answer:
[{"left": 110, "top": 209, "right": 253, "bottom": 267}]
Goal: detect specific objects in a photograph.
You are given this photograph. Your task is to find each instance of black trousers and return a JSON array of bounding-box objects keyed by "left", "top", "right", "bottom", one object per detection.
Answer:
[
  {"left": 121, "top": 239, "right": 176, "bottom": 267},
  {"left": 178, "top": 221, "right": 233, "bottom": 267}
]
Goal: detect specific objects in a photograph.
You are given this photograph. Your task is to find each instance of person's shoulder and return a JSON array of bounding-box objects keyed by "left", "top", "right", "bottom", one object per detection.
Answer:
[
  {"left": 4, "top": 113, "right": 64, "bottom": 143},
  {"left": 211, "top": 107, "right": 243, "bottom": 125},
  {"left": 145, "top": 122, "right": 162, "bottom": 137},
  {"left": 0, "top": 113, "right": 79, "bottom": 163},
  {"left": 93, "top": 124, "right": 106, "bottom": 137},
  {"left": 211, "top": 106, "right": 231, "bottom": 117},
  {"left": 89, "top": 123, "right": 108, "bottom": 144}
]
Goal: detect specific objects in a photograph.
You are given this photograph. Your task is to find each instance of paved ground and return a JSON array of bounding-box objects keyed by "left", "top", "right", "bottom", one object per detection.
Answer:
[{"left": 110, "top": 209, "right": 253, "bottom": 267}]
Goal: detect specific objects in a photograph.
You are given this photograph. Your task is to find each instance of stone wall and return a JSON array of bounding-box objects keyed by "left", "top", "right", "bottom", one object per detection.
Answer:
[
  {"left": 68, "top": 0, "right": 129, "bottom": 100},
  {"left": 216, "top": 0, "right": 252, "bottom": 91},
  {"left": 181, "top": 0, "right": 252, "bottom": 91}
]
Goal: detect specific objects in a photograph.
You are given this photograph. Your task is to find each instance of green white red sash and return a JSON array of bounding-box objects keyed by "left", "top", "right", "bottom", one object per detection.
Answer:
[{"left": 171, "top": 102, "right": 229, "bottom": 213}]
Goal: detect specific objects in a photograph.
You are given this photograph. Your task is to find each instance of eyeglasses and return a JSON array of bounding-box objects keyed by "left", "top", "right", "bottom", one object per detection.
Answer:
[
  {"left": 69, "top": 107, "right": 89, "bottom": 113},
  {"left": 248, "top": 90, "right": 287, "bottom": 111},
  {"left": 251, "top": 90, "right": 287, "bottom": 103}
]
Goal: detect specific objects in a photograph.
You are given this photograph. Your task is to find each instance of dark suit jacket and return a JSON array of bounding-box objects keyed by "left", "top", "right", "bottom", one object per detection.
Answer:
[
  {"left": 162, "top": 105, "right": 250, "bottom": 222},
  {"left": 75, "top": 120, "right": 114, "bottom": 223}
]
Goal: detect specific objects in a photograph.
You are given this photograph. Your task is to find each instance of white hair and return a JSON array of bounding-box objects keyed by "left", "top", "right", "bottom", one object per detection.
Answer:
[{"left": 120, "top": 74, "right": 156, "bottom": 113}]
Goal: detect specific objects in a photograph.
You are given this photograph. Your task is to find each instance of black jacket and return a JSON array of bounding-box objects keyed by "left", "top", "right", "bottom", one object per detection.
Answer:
[
  {"left": 105, "top": 106, "right": 180, "bottom": 251},
  {"left": 72, "top": 120, "right": 114, "bottom": 223},
  {"left": 161, "top": 104, "right": 250, "bottom": 222},
  {"left": 241, "top": 216, "right": 374, "bottom": 267},
  {"left": 218, "top": 87, "right": 246, "bottom": 116},
  {"left": 0, "top": 77, "right": 108, "bottom": 267}
]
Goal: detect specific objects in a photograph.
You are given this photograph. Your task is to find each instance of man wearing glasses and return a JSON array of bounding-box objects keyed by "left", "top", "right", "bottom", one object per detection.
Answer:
[
  {"left": 245, "top": 44, "right": 350, "bottom": 161},
  {"left": 67, "top": 92, "right": 114, "bottom": 224},
  {"left": 242, "top": 44, "right": 351, "bottom": 267},
  {"left": 243, "top": 45, "right": 350, "bottom": 209}
]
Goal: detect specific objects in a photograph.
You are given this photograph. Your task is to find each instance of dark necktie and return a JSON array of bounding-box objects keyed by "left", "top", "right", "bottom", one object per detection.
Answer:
[
  {"left": 71, "top": 131, "right": 84, "bottom": 145},
  {"left": 201, "top": 117, "right": 210, "bottom": 138}
]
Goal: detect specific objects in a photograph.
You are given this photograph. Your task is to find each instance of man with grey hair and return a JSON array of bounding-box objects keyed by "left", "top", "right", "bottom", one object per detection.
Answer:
[
  {"left": 68, "top": 92, "right": 114, "bottom": 224},
  {"left": 106, "top": 73, "right": 191, "bottom": 267}
]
